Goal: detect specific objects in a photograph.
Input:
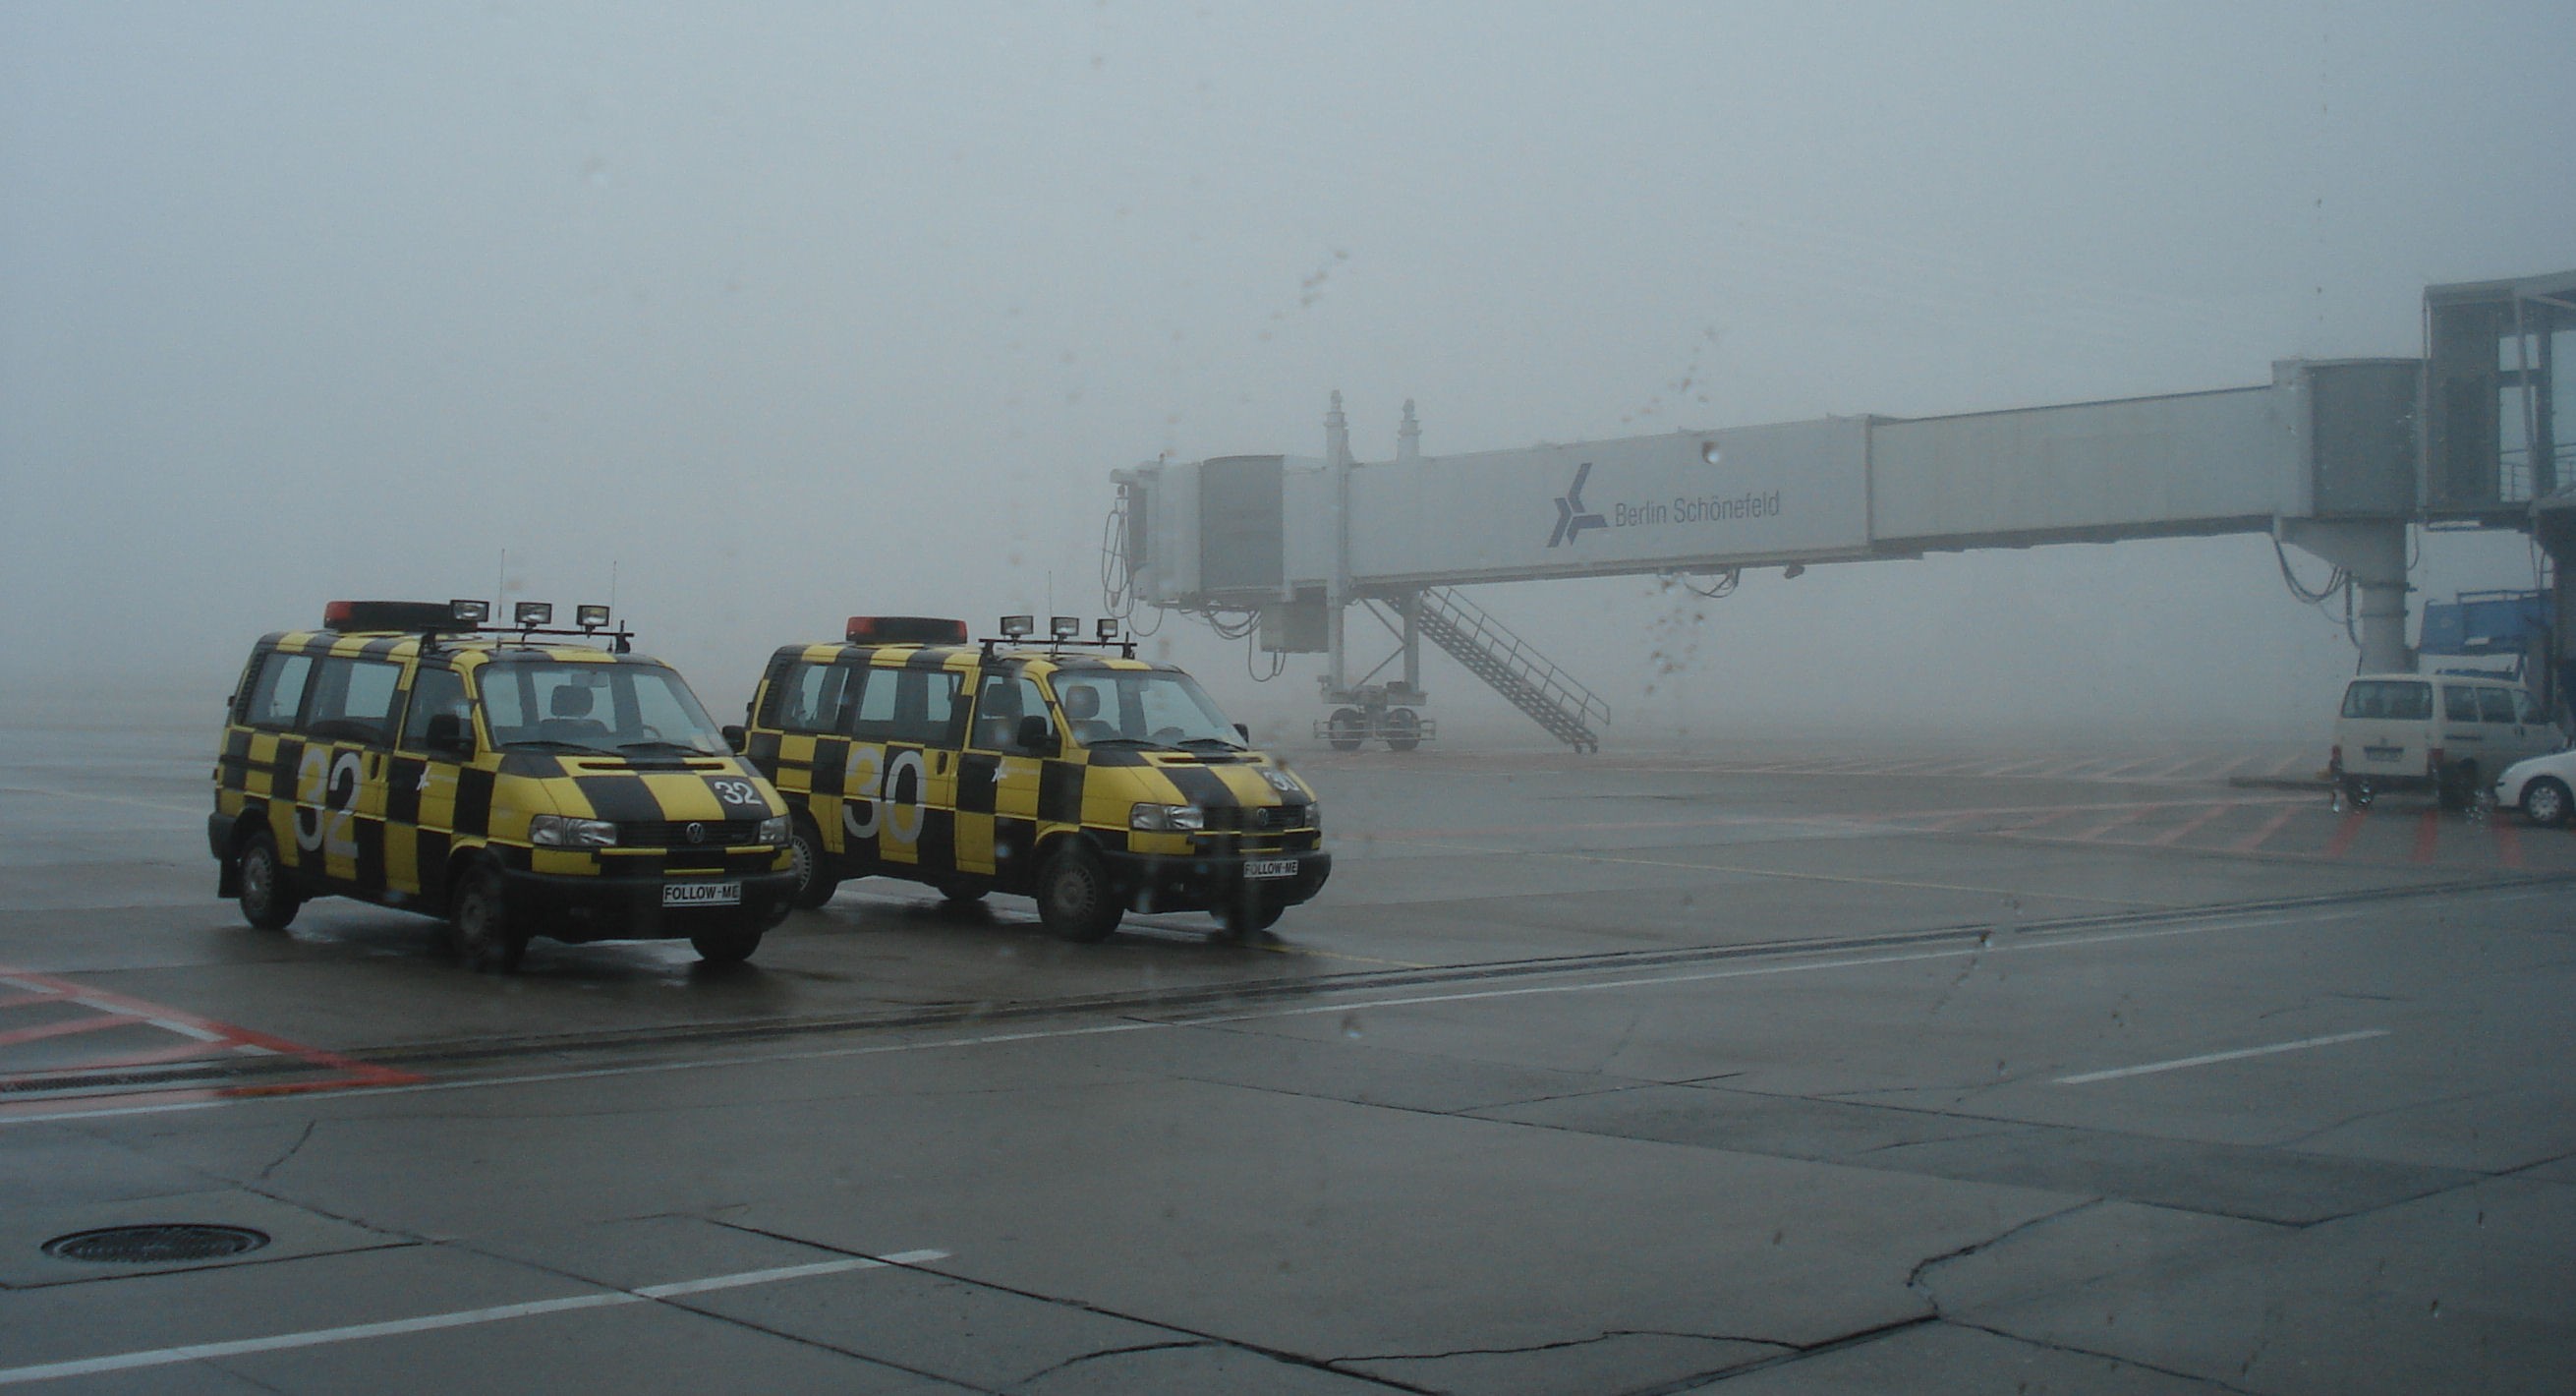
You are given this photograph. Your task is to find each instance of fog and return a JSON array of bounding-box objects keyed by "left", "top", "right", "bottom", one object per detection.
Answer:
[{"left": 5, "top": 3, "right": 2568, "bottom": 745}]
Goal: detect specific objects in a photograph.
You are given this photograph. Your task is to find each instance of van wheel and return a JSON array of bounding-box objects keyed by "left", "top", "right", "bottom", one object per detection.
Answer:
[
  {"left": 450, "top": 859, "right": 527, "bottom": 974},
  {"left": 691, "top": 920, "right": 764, "bottom": 964},
  {"left": 935, "top": 878, "right": 991, "bottom": 904},
  {"left": 2521, "top": 777, "right": 2572, "bottom": 828},
  {"left": 236, "top": 830, "right": 301, "bottom": 931},
  {"left": 787, "top": 819, "right": 838, "bottom": 908},
  {"left": 1037, "top": 843, "right": 1122, "bottom": 943}
]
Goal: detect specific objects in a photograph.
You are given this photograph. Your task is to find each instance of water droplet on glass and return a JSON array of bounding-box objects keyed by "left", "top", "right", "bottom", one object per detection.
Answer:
[{"left": 1340, "top": 1014, "right": 1364, "bottom": 1039}]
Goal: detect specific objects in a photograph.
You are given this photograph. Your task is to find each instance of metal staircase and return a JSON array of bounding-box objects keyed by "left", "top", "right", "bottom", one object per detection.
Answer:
[{"left": 1400, "top": 588, "right": 1610, "bottom": 752}]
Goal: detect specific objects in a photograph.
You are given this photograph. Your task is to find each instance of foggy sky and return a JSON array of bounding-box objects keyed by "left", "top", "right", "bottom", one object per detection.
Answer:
[{"left": 5, "top": 2, "right": 2570, "bottom": 743}]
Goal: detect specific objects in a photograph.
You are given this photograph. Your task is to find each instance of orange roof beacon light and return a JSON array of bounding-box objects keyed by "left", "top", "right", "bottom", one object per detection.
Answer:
[
  {"left": 322, "top": 600, "right": 478, "bottom": 633},
  {"left": 844, "top": 616, "right": 970, "bottom": 645}
]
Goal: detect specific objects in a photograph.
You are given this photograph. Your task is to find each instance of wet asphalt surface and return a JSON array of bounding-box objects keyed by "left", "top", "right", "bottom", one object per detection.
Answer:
[{"left": 3, "top": 725, "right": 2572, "bottom": 1393}]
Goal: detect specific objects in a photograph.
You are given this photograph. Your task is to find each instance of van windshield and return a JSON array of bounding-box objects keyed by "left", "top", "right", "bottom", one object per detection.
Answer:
[
  {"left": 475, "top": 662, "right": 730, "bottom": 756},
  {"left": 1051, "top": 670, "right": 1242, "bottom": 750},
  {"left": 2341, "top": 679, "right": 2433, "bottom": 722}
]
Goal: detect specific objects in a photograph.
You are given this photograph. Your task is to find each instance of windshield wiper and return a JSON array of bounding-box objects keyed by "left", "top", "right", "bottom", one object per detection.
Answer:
[
  {"left": 1083, "top": 736, "right": 1172, "bottom": 748},
  {"left": 1179, "top": 736, "right": 1247, "bottom": 751},
  {"left": 501, "top": 738, "right": 617, "bottom": 755},
  {"left": 618, "top": 739, "right": 718, "bottom": 756}
]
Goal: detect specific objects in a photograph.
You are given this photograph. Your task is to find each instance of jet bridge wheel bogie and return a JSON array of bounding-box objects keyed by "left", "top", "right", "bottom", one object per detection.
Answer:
[
  {"left": 1327, "top": 708, "right": 1365, "bottom": 752},
  {"left": 1383, "top": 708, "right": 1422, "bottom": 753}
]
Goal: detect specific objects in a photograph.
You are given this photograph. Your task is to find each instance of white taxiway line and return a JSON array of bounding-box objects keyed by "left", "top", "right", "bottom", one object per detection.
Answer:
[
  {"left": 2052, "top": 1028, "right": 2392, "bottom": 1085},
  {"left": 2, "top": 908, "right": 2370, "bottom": 1128},
  {"left": 0, "top": 1250, "right": 949, "bottom": 1387}
]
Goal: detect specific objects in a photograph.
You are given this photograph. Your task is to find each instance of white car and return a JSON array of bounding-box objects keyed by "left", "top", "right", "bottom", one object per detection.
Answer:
[{"left": 2494, "top": 749, "right": 2576, "bottom": 827}]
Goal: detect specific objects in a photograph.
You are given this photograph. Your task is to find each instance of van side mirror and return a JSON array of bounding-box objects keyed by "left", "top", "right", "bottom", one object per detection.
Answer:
[
  {"left": 425, "top": 712, "right": 475, "bottom": 758},
  {"left": 1015, "top": 714, "right": 1059, "bottom": 756},
  {"left": 1234, "top": 723, "right": 1250, "bottom": 744},
  {"left": 722, "top": 725, "right": 747, "bottom": 753}
]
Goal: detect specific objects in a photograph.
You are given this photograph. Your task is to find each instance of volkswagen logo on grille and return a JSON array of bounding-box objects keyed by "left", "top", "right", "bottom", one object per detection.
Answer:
[{"left": 686, "top": 822, "right": 707, "bottom": 844}]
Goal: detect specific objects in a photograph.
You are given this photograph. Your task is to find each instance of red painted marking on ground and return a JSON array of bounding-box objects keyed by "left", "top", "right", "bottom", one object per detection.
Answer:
[
  {"left": 2070, "top": 806, "right": 2159, "bottom": 842},
  {"left": 2491, "top": 816, "right": 2526, "bottom": 871},
  {"left": 0, "top": 1015, "right": 131, "bottom": 1049},
  {"left": 2411, "top": 810, "right": 2441, "bottom": 863},
  {"left": 0, "top": 963, "right": 422, "bottom": 1113},
  {"left": 2230, "top": 806, "right": 2300, "bottom": 853},
  {"left": 2150, "top": 804, "right": 2237, "bottom": 846},
  {"left": 2323, "top": 811, "right": 2370, "bottom": 859}
]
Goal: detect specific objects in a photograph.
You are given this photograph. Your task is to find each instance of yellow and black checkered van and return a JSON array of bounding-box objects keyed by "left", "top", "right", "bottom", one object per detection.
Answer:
[
  {"left": 739, "top": 615, "right": 1330, "bottom": 940},
  {"left": 211, "top": 601, "right": 794, "bottom": 971}
]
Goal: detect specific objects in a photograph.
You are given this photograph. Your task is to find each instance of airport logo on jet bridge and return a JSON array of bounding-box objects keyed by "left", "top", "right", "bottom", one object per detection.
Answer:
[{"left": 1547, "top": 462, "right": 1608, "bottom": 548}]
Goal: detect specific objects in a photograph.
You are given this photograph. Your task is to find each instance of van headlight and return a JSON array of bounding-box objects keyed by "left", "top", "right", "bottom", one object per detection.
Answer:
[
  {"left": 530, "top": 815, "right": 618, "bottom": 847},
  {"left": 1302, "top": 801, "right": 1321, "bottom": 833},
  {"left": 1130, "top": 802, "right": 1205, "bottom": 832},
  {"left": 757, "top": 815, "right": 790, "bottom": 845}
]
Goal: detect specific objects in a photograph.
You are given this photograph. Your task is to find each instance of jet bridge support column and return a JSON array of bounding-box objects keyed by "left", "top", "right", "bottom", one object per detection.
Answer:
[{"left": 2278, "top": 518, "right": 2414, "bottom": 674}]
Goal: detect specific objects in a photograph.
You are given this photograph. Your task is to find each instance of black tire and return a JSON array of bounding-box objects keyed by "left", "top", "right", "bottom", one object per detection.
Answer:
[
  {"left": 690, "top": 920, "right": 764, "bottom": 964},
  {"left": 449, "top": 859, "right": 527, "bottom": 974},
  {"left": 786, "top": 819, "right": 838, "bottom": 908},
  {"left": 935, "top": 878, "right": 991, "bottom": 904},
  {"left": 1036, "top": 842, "right": 1122, "bottom": 943},
  {"left": 2437, "top": 762, "right": 2479, "bottom": 812},
  {"left": 2338, "top": 776, "right": 2375, "bottom": 809},
  {"left": 1384, "top": 707, "right": 1422, "bottom": 753},
  {"left": 2522, "top": 777, "right": 2572, "bottom": 828},
  {"left": 236, "top": 829, "right": 302, "bottom": 931},
  {"left": 1327, "top": 708, "right": 1365, "bottom": 752}
]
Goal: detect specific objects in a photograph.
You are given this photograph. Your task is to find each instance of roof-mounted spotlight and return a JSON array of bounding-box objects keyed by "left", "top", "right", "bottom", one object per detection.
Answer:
[
  {"left": 1095, "top": 617, "right": 1120, "bottom": 641},
  {"left": 514, "top": 601, "right": 554, "bottom": 627},
  {"left": 1050, "top": 615, "right": 1081, "bottom": 641},
  {"left": 999, "top": 614, "right": 1035, "bottom": 639},
  {"left": 575, "top": 604, "right": 610, "bottom": 631},
  {"left": 451, "top": 599, "right": 491, "bottom": 624}
]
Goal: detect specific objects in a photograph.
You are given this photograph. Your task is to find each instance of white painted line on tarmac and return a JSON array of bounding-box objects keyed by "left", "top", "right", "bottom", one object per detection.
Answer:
[
  {"left": 0, "top": 1249, "right": 949, "bottom": 1386},
  {"left": 0, "top": 903, "right": 2385, "bottom": 1128},
  {"left": 2053, "top": 1029, "right": 2391, "bottom": 1085}
]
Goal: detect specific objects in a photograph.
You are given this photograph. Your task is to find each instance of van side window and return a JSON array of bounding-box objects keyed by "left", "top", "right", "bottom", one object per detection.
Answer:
[
  {"left": 849, "top": 667, "right": 966, "bottom": 746},
  {"left": 306, "top": 657, "right": 406, "bottom": 745},
  {"left": 767, "top": 662, "right": 852, "bottom": 734},
  {"left": 2517, "top": 688, "right": 2548, "bottom": 726},
  {"left": 970, "top": 672, "right": 1055, "bottom": 755},
  {"left": 240, "top": 652, "right": 315, "bottom": 729},
  {"left": 2441, "top": 684, "right": 2481, "bottom": 722},
  {"left": 2341, "top": 680, "right": 2429, "bottom": 721},
  {"left": 399, "top": 667, "right": 470, "bottom": 752},
  {"left": 2478, "top": 687, "right": 2518, "bottom": 725}
]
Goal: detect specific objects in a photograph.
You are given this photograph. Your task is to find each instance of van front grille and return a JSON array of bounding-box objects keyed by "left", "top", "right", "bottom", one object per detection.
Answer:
[{"left": 617, "top": 819, "right": 763, "bottom": 847}]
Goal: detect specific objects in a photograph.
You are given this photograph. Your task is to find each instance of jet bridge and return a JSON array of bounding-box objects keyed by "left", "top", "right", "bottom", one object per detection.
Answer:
[{"left": 1110, "top": 271, "right": 2572, "bottom": 751}]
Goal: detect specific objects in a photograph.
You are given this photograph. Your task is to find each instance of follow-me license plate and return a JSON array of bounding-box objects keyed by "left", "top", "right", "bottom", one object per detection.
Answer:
[
  {"left": 663, "top": 881, "right": 742, "bottom": 907},
  {"left": 1243, "top": 858, "right": 1297, "bottom": 880}
]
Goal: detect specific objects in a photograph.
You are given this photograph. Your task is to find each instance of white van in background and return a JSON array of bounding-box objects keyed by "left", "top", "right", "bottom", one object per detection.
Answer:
[{"left": 2330, "top": 672, "right": 2564, "bottom": 808}]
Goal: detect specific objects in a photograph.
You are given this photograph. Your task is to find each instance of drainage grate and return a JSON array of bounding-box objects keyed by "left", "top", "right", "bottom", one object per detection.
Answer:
[{"left": 42, "top": 1224, "right": 271, "bottom": 1264}]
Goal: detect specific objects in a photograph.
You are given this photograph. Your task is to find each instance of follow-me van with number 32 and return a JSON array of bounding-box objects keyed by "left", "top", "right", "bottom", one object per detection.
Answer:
[{"left": 210, "top": 600, "right": 795, "bottom": 972}]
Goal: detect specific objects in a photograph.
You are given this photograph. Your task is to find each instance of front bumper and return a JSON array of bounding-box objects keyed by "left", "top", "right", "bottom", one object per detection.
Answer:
[
  {"left": 1100, "top": 847, "right": 1333, "bottom": 915},
  {"left": 499, "top": 865, "right": 797, "bottom": 941}
]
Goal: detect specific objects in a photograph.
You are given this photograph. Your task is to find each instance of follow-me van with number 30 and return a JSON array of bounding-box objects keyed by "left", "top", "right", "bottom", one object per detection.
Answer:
[
  {"left": 210, "top": 600, "right": 795, "bottom": 971},
  {"left": 736, "top": 614, "right": 1331, "bottom": 941}
]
